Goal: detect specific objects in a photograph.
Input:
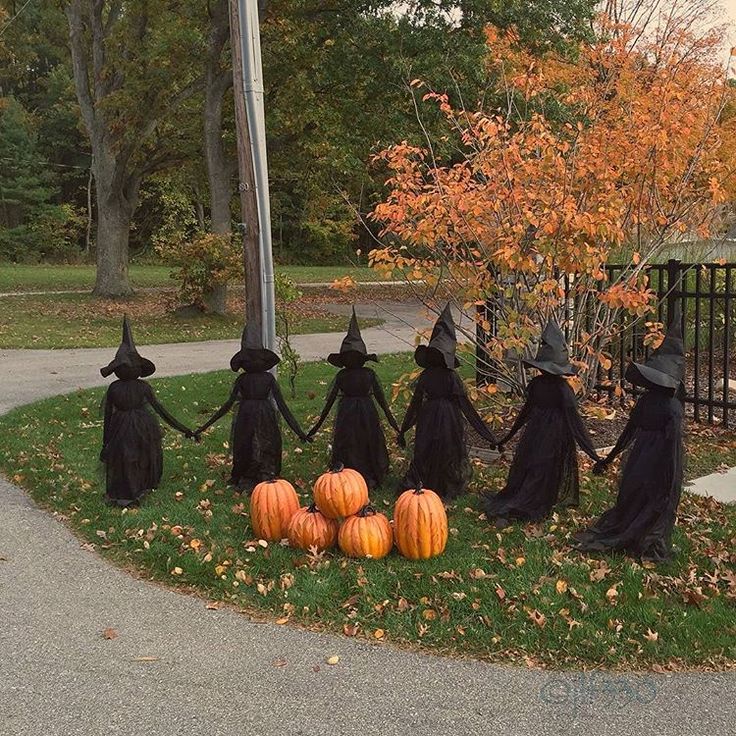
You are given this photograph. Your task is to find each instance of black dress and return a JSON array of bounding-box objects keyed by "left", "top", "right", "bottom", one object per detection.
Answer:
[
  {"left": 484, "top": 374, "right": 599, "bottom": 522},
  {"left": 101, "top": 379, "right": 190, "bottom": 507},
  {"left": 309, "top": 367, "right": 399, "bottom": 489},
  {"left": 198, "top": 371, "right": 308, "bottom": 491},
  {"left": 573, "top": 388, "right": 684, "bottom": 562},
  {"left": 399, "top": 366, "right": 497, "bottom": 499}
]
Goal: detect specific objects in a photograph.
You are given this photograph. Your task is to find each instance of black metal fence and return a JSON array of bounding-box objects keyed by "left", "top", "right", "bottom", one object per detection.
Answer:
[{"left": 476, "top": 259, "right": 736, "bottom": 428}]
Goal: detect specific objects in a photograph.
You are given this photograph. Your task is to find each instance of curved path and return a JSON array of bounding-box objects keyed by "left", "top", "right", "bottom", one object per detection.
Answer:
[{"left": 0, "top": 302, "right": 734, "bottom": 736}]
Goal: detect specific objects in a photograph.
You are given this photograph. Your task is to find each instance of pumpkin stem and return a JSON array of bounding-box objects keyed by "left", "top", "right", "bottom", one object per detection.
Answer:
[
  {"left": 414, "top": 480, "right": 424, "bottom": 495},
  {"left": 357, "top": 504, "right": 376, "bottom": 517},
  {"left": 330, "top": 462, "right": 345, "bottom": 473},
  {"left": 306, "top": 503, "right": 320, "bottom": 514}
]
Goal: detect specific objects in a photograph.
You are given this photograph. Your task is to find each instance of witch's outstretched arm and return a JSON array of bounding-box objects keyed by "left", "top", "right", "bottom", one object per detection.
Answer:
[
  {"left": 372, "top": 372, "right": 400, "bottom": 432},
  {"left": 195, "top": 383, "right": 239, "bottom": 434},
  {"left": 594, "top": 416, "right": 637, "bottom": 473},
  {"left": 273, "top": 381, "right": 310, "bottom": 441},
  {"left": 458, "top": 394, "right": 498, "bottom": 446},
  {"left": 567, "top": 406, "right": 601, "bottom": 461},
  {"left": 399, "top": 383, "right": 424, "bottom": 436},
  {"left": 307, "top": 380, "right": 339, "bottom": 437},
  {"left": 497, "top": 400, "right": 531, "bottom": 447},
  {"left": 146, "top": 386, "right": 192, "bottom": 435}
]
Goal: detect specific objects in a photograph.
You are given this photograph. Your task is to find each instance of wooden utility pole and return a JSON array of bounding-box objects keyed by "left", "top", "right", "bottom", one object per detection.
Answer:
[{"left": 229, "top": 0, "right": 263, "bottom": 332}]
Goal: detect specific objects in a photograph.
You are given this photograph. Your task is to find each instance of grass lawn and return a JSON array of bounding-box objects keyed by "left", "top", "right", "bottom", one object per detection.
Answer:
[
  {"left": 0, "top": 354, "right": 734, "bottom": 670},
  {"left": 0, "top": 292, "right": 381, "bottom": 349},
  {"left": 0, "top": 263, "right": 381, "bottom": 293}
]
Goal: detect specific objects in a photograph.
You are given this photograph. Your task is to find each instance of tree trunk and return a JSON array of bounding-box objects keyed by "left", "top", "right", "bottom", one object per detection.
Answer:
[
  {"left": 91, "top": 148, "right": 136, "bottom": 298},
  {"left": 93, "top": 199, "right": 133, "bottom": 297}
]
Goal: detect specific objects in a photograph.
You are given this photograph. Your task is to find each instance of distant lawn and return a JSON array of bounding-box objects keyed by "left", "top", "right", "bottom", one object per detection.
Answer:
[
  {"left": 0, "top": 263, "right": 382, "bottom": 293},
  {"left": 0, "top": 291, "right": 381, "bottom": 349},
  {"left": 0, "top": 355, "right": 734, "bottom": 670}
]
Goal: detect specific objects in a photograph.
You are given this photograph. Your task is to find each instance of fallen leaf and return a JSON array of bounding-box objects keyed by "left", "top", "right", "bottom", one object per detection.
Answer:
[
  {"left": 373, "top": 629, "right": 385, "bottom": 639},
  {"left": 555, "top": 579, "right": 568, "bottom": 594},
  {"left": 275, "top": 617, "right": 289, "bottom": 625},
  {"left": 170, "top": 567, "right": 183, "bottom": 576},
  {"left": 205, "top": 601, "right": 222, "bottom": 611},
  {"left": 326, "top": 655, "right": 340, "bottom": 665},
  {"left": 102, "top": 627, "right": 118, "bottom": 640},
  {"left": 272, "top": 657, "right": 288, "bottom": 667},
  {"left": 644, "top": 628, "right": 659, "bottom": 642}
]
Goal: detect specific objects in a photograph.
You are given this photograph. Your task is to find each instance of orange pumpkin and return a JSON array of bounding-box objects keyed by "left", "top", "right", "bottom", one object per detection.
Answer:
[
  {"left": 250, "top": 478, "right": 301, "bottom": 541},
  {"left": 287, "top": 503, "right": 339, "bottom": 552},
  {"left": 312, "top": 464, "right": 369, "bottom": 519},
  {"left": 393, "top": 484, "right": 448, "bottom": 560},
  {"left": 338, "top": 505, "right": 393, "bottom": 559}
]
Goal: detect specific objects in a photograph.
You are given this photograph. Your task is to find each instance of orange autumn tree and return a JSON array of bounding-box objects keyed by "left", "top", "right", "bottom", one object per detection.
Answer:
[{"left": 370, "top": 3, "right": 732, "bottom": 394}]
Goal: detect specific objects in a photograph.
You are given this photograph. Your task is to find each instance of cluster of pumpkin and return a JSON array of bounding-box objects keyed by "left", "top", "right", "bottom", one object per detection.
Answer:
[{"left": 249, "top": 464, "right": 448, "bottom": 560}]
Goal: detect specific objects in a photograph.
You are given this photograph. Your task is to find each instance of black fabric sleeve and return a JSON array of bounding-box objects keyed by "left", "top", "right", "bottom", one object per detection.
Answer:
[
  {"left": 458, "top": 394, "right": 498, "bottom": 446},
  {"left": 399, "top": 380, "right": 425, "bottom": 435},
  {"left": 272, "top": 379, "right": 308, "bottom": 440},
  {"left": 307, "top": 378, "right": 339, "bottom": 436},
  {"left": 145, "top": 384, "right": 191, "bottom": 435},
  {"left": 600, "top": 416, "right": 637, "bottom": 466},
  {"left": 196, "top": 381, "right": 239, "bottom": 433},
  {"left": 497, "top": 399, "right": 532, "bottom": 446},
  {"left": 371, "top": 371, "right": 400, "bottom": 432},
  {"left": 566, "top": 406, "right": 601, "bottom": 461}
]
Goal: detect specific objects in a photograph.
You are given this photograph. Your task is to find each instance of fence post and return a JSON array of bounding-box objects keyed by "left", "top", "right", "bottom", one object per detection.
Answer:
[{"left": 666, "top": 258, "right": 682, "bottom": 323}]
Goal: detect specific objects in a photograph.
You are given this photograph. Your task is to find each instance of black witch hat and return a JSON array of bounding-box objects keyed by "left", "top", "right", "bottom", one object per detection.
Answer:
[
  {"left": 230, "top": 322, "right": 280, "bottom": 372},
  {"left": 328, "top": 308, "right": 378, "bottom": 367},
  {"left": 415, "top": 302, "right": 460, "bottom": 369},
  {"left": 523, "top": 319, "right": 576, "bottom": 376},
  {"left": 625, "top": 308, "right": 684, "bottom": 390},
  {"left": 100, "top": 315, "right": 156, "bottom": 379}
]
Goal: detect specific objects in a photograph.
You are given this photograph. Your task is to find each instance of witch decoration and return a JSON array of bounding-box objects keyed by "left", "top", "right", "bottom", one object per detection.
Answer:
[
  {"left": 194, "top": 323, "right": 310, "bottom": 493},
  {"left": 483, "top": 320, "right": 600, "bottom": 526},
  {"left": 100, "top": 316, "right": 193, "bottom": 507},
  {"left": 573, "top": 310, "right": 685, "bottom": 563},
  {"left": 307, "top": 308, "right": 399, "bottom": 489},
  {"left": 398, "top": 303, "right": 497, "bottom": 499}
]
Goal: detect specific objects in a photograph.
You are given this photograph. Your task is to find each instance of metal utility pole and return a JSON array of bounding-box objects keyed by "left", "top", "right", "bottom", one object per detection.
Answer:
[{"left": 229, "top": 0, "right": 276, "bottom": 351}]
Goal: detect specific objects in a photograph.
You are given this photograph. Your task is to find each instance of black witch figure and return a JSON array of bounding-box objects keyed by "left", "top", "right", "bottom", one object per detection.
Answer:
[
  {"left": 483, "top": 320, "right": 601, "bottom": 526},
  {"left": 573, "top": 311, "right": 685, "bottom": 563},
  {"left": 307, "top": 308, "right": 399, "bottom": 489},
  {"left": 194, "top": 323, "right": 310, "bottom": 493},
  {"left": 100, "top": 316, "right": 193, "bottom": 507},
  {"left": 398, "top": 303, "right": 497, "bottom": 499}
]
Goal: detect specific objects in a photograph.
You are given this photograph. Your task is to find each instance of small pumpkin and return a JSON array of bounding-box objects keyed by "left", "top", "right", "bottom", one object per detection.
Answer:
[
  {"left": 250, "top": 478, "right": 301, "bottom": 541},
  {"left": 393, "top": 484, "right": 448, "bottom": 560},
  {"left": 287, "top": 503, "right": 339, "bottom": 552},
  {"left": 312, "top": 464, "right": 369, "bottom": 519},
  {"left": 338, "top": 505, "right": 393, "bottom": 559}
]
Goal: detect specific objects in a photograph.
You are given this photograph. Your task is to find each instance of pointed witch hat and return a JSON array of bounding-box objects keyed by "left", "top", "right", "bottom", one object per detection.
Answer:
[
  {"left": 523, "top": 319, "right": 576, "bottom": 376},
  {"left": 230, "top": 321, "right": 280, "bottom": 372},
  {"left": 625, "top": 307, "right": 684, "bottom": 390},
  {"left": 100, "top": 315, "right": 156, "bottom": 378},
  {"left": 328, "top": 308, "right": 378, "bottom": 367},
  {"left": 415, "top": 302, "right": 460, "bottom": 369}
]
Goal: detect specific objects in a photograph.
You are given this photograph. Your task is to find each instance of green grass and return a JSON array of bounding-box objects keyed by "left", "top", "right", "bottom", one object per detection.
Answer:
[
  {"left": 0, "top": 263, "right": 382, "bottom": 293},
  {"left": 0, "top": 292, "right": 382, "bottom": 349},
  {"left": 0, "top": 354, "right": 734, "bottom": 670}
]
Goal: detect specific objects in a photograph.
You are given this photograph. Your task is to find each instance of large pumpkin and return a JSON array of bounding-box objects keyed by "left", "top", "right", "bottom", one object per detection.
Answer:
[
  {"left": 312, "top": 464, "right": 368, "bottom": 519},
  {"left": 250, "top": 478, "right": 300, "bottom": 541},
  {"left": 393, "top": 484, "right": 448, "bottom": 560},
  {"left": 287, "top": 504, "right": 339, "bottom": 552},
  {"left": 338, "top": 505, "right": 393, "bottom": 559}
]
